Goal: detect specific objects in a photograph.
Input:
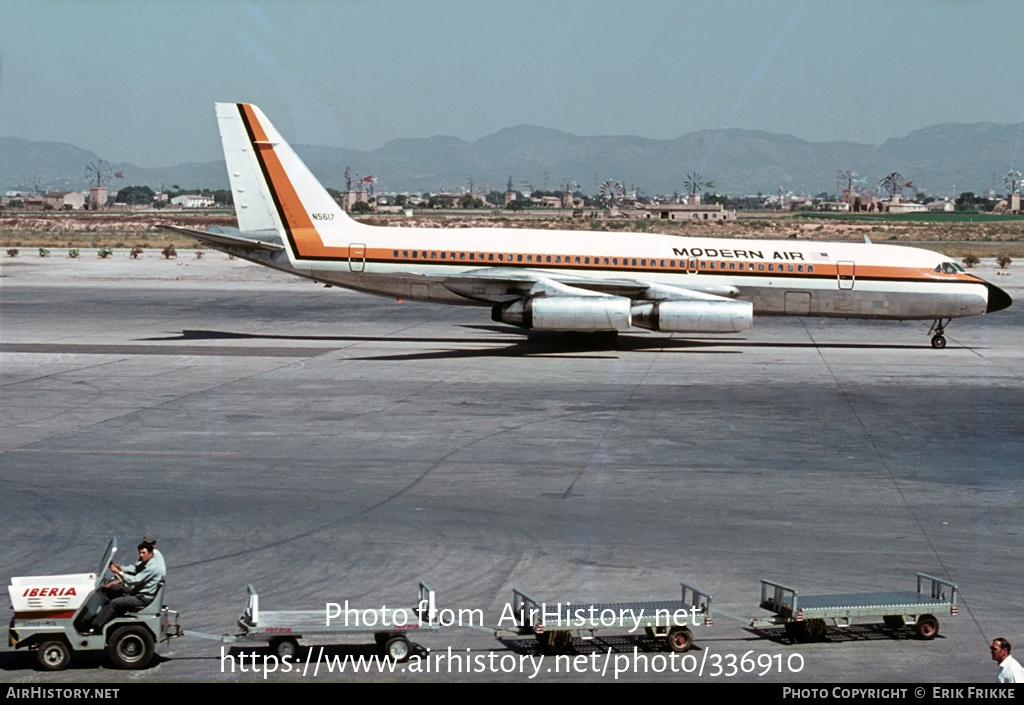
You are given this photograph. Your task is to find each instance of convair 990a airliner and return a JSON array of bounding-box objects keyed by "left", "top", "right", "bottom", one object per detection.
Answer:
[{"left": 163, "top": 103, "right": 1011, "bottom": 349}]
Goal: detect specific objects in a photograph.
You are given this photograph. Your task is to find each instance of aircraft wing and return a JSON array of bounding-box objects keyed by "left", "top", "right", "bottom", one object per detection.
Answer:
[
  {"left": 435, "top": 268, "right": 741, "bottom": 305},
  {"left": 158, "top": 224, "right": 284, "bottom": 253}
]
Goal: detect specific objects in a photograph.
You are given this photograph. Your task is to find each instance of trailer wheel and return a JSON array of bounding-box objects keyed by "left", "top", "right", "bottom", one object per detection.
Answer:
[
  {"left": 384, "top": 635, "right": 411, "bottom": 662},
  {"left": 108, "top": 625, "right": 155, "bottom": 670},
  {"left": 805, "top": 618, "right": 827, "bottom": 642},
  {"left": 37, "top": 640, "right": 71, "bottom": 671},
  {"left": 883, "top": 615, "right": 905, "bottom": 630},
  {"left": 784, "top": 622, "right": 806, "bottom": 641},
  {"left": 666, "top": 626, "right": 693, "bottom": 653},
  {"left": 914, "top": 615, "right": 939, "bottom": 640},
  {"left": 539, "top": 631, "right": 572, "bottom": 655},
  {"left": 270, "top": 637, "right": 300, "bottom": 659}
]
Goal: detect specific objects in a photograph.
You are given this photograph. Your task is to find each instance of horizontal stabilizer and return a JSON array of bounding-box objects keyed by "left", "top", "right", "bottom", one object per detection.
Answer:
[{"left": 158, "top": 224, "right": 284, "bottom": 252}]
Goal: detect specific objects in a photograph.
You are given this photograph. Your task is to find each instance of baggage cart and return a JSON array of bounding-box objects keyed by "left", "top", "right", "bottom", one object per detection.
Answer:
[
  {"left": 750, "top": 572, "right": 958, "bottom": 643},
  {"left": 234, "top": 582, "right": 438, "bottom": 662},
  {"left": 496, "top": 582, "right": 712, "bottom": 654}
]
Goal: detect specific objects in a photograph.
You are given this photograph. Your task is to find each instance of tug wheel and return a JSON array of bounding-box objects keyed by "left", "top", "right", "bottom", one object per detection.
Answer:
[
  {"left": 37, "top": 640, "right": 71, "bottom": 671},
  {"left": 108, "top": 625, "right": 155, "bottom": 670}
]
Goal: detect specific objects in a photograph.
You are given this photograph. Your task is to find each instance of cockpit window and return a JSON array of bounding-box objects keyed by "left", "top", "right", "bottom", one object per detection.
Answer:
[{"left": 936, "top": 262, "right": 963, "bottom": 274}]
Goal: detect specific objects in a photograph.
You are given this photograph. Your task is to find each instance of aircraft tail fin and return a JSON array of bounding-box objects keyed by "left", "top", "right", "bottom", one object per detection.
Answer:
[{"left": 214, "top": 103, "right": 355, "bottom": 260}]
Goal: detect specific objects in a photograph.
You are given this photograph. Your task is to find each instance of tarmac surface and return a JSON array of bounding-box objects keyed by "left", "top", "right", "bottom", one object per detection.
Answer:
[{"left": 1, "top": 250, "right": 1022, "bottom": 683}]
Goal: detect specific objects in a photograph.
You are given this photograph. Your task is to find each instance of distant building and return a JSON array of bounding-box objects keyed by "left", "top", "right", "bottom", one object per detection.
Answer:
[
  {"left": 883, "top": 195, "right": 926, "bottom": 213},
  {"left": 642, "top": 194, "right": 735, "bottom": 221},
  {"left": 926, "top": 199, "right": 954, "bottom": 212},
  {"left": 43, "top": 190, "right": 86, "bottom": 210},
  {"left": 171, "top": 194, "right": 215, "bottom": 208}
]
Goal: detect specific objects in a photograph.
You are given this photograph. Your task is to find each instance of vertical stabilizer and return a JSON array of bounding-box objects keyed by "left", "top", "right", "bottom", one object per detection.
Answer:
[
  {"left": 216, "top": 103, "right": 280, "bottom": 234},
  {"left": 215, "top": 103, "right": 356, "bottom": 260}
]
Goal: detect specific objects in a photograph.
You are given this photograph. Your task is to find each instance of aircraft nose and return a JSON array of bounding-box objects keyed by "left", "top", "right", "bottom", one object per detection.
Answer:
[{"left": 987, "top": 282, "right": 1012, "bottom": 313}]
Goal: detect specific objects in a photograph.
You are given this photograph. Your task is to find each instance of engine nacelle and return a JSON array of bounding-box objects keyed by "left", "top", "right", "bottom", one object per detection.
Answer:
[
  {"left": 631, "top": 299, "right": 753, "bottom": 333},
  {"left": 493, "top": 296, "right": 631, "bottom": 331}
]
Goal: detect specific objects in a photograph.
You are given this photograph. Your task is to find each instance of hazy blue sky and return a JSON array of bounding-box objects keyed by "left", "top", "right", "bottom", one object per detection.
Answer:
[{"left": 2, "top": 0, "right": 1022, "bottom": 167}]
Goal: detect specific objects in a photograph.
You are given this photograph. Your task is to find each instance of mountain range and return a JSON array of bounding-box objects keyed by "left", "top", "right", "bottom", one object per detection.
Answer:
[{"left": 3, "top": 122, "right": 1020, "bottom": 197}]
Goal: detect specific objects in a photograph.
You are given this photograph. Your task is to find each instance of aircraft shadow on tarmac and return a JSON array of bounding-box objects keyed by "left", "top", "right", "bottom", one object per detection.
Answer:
[{"left": 141, "top": 327, "right": 927, "bottom": 362}]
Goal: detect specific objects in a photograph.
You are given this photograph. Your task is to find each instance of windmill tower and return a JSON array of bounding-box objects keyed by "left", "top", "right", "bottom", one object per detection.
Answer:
[
  {"left": 599, "top": 179, "right": 625, "bottom": 216},
  {"left": 84, "top": 160, "right": 122, "bottom": 210},
  {"left": 683, "top": 172, "right": 713, "bottom": 205},
  {"left": 836, "top": 169, "right": 858, "bottom": 205},
  {"left": 1005, "top": 170, "right": 1022, "bottom": 213}
]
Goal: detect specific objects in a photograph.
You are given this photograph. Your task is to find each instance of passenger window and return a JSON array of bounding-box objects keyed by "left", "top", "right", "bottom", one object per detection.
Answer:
[
  {"left": 546, "top": 256, "right": 552, "bottom": 263},
  {"left": 403, "top": 250, "right": 409, "bottom": 257},
  {"left": 768, "top": 264, "right": 774, "bottom": 272},
  {"left": 412, "top": 251, "right": 418, "bottom": 259},
  {"left": 787, "top": 264, "right": 794, "bottom": 272},
  {"left": 797, "top": 264, "right": 803, "bottom": 272},
  {"left": 469, "top": 253, "right": 475, "bottom": 260},
  {"left": 431, "top": 252, "right": 437, "bottom": 259},
  {"left": 488, "top": 253, "right": 495, "bottom": 261},
  {"left": 575, "top": 256, "right": 581, "bottom": 264},
  {"left": 807, "top": 265, "right": 813, "bottom": 273},
  {"left": 660, "top": 259, "right": 666, "bottom": 267},
  {"left": 584, "top": 257, "right": 590, "bottom": 264},
  {"left": 729, "top": 262, "right": 735, "bottom": 270},
  {"left": 393, "top": 250, "right": 399, "bottom": 257},
  {"left": 525, "top": 255, "right": 531, "bottom": 262},
  {"left": 758, "top": 263, "right": 765, "bottom": 271}
]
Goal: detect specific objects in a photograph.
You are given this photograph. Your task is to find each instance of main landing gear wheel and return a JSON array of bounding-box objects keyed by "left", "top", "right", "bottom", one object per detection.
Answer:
[
  {"left": 37, "top": 640, "right": 71, "bottom": 671},
  {"left": 931, "top": 335, "right": 946, "bottom": 349}
]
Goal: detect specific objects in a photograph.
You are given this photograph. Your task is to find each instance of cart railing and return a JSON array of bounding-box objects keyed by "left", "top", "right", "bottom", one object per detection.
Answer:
[
  {"left": 916, "top": 573, "right": 957, "bottom": 605},
  {"left": 681, "top": 582, "right": 714, "bottom": 625},
  {"left": 417, "top": 582, "right": 437, "bottom": 626},
  {"left": 759, "top": 579, "right": 799, "bottom": 617}
]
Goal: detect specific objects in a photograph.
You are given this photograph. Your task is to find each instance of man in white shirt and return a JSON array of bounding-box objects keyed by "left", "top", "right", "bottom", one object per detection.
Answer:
[{"left": 991, "top": 638, "right": 1024, "bottom": 683}]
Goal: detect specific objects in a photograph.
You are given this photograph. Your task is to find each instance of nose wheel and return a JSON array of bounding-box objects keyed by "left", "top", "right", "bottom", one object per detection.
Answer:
[{"left": 928, "top": 319, "right": 949, "bottom": 349}]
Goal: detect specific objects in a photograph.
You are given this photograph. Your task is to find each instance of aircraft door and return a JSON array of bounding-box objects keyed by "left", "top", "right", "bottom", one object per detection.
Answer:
[
  {"left": 349, "top": 243, "right": 366, "bottom": 272},
  {"left": 837, "top": 261, "right": 855, "bottom": 290}
]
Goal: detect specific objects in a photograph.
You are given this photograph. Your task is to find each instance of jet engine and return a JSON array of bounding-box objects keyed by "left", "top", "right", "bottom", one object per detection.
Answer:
[
  {"left": 631, "top": 299, "right": 753, "bottom": 333},
  {"left": 493, "top": 296, "right": 631, "bottom": 331}
]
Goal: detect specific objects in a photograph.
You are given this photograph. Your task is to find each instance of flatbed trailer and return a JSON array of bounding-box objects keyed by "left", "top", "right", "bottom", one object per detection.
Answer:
[
  {"left": 496, "top": 582, "right": 712, "bottom": 654},
  {"left": 750, "top": 573, "right": 959, "bottom": 643},
  {"left": 233, "top": 582, "right": 438, "bottom": 661}
]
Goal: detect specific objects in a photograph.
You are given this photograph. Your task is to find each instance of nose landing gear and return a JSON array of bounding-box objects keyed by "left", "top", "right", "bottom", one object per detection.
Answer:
[{"left": 928, "top": 319, "right": 950, "bottom": 349}]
